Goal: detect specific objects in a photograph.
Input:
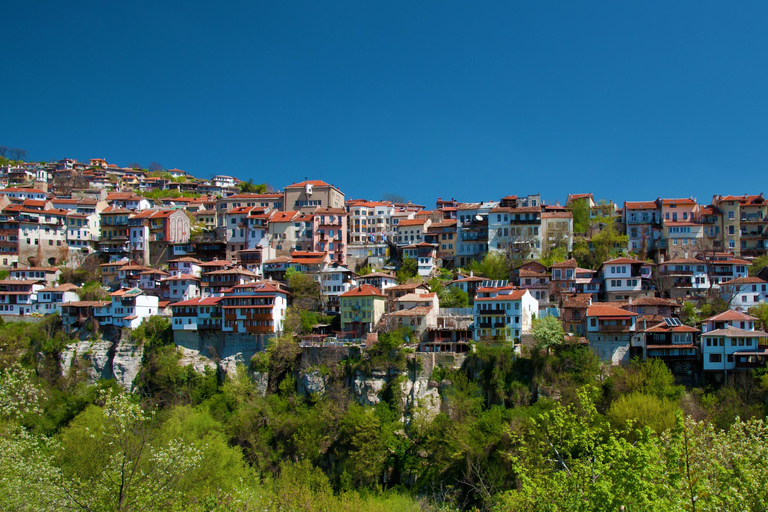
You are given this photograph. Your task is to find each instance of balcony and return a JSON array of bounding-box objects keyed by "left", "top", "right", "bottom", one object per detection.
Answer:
[{"left": 596, "top": 324, "right": 632, "bottom": 333}]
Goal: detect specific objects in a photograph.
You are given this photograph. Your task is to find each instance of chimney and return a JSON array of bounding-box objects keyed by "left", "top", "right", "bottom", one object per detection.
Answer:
[{"left": 470, "top": 270, "right": 473, "bottom": 277}]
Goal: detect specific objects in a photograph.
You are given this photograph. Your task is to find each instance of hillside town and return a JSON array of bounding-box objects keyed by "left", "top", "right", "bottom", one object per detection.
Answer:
[{"left": 1, "top": 154, "right": 767, "bottom": 383}]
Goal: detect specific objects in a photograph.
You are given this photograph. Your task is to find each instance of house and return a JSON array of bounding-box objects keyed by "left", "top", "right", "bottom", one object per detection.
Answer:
[
  {"left": 488, "top": 206, "right": 542, "bottom": 261},
  {"left": 35, "top": 283, "right": 80, "bottom": 315},
  {"left": 395, "top": 218, "right": 430, "bottom": 247},
  {"left": 599, "top": 257, "right": 653, "bottom": 302},
  {"left": 633, "top": 319, "right": 699, "bottom": 382},
  {"left": 0, "top": 279, "right": 45, "bottom": 316},
  {"left": 9, "top": 266, "right": 61, "bottom": 285},
  {"left": 541, "top": 211, "right": 574, "bottom": 254},
  {"left": 339, "top": 284, "right": 387, "bottom": 338},
  {"left": 403, "top": 243, "right": 438, "bottom": 277},
  {"left": 384, "top": 293, "right": 440, "bottom": 343},
  {"left": 420, "top": 307, "right": 473, "bottom": 353},
  {"left": 585, "top": 303, "right": 638, "bottom": 365},
  {"left": 701, "top": 310, "right": 768, "bottom": 374},
  {"left": 312, "top": 207, "right": 347, "bottom": 265},
  {"left": 162, "top": 274, "right": 201, "bottom": 302},
  {"left": 318, "top": 264, "right": 357, "bottom": 313},
  {"left": 385, "top": 282, "right": 431, "bottom": 311},
  {"left": 61, "top": 300, "right": 111, "bottom": 334},
  {"left": 473, "top": 286, "right": 538, "bottom": 344},
  {"left": 201, "top": 267, "right": 258, "bottom": 297},
  {"left": 284, "top": 180, "right": 345, "bottom": 213},
  {"left": 711, "top": 194, "right": 768, "bottom": 257},
  {"left": 456, "top": 202, "right": 493, "bottom": 266},
  {"left": 99, "top": 208, "right": 131, "bottom": 259},
  {"left": 424, "top": 219, "right": 457, "bottom": 265},
  {"left": 448, "top": 273, "right": 485, "bottom": 303},
  {"left": 168, "top": 257, "right": 202, "bottom": 278},
  {"left": 170, "top": 296, "right": 223, "bottom": 332},
  {"left": 719, "top": 276, "right": 768, "bottom": 313},
  {"left": 221, "top": 281, "right": 289, "bottom": 345},
  {"left": 561, "top": 293, "right": 592, "bottom": 335},
  {"left": 356, "top": 271, "right": 398, "bottom": 293},
  {"left": 513, "top": 262, "right": 551, "bottom": 310},
  {"left": 95, "top": 288, "right": 160, "bottom": 330},
  {"left": 623, "top": 201, "right": 661, "bottom": 253},
  {"left": 656, "top": 257, "right": 710, "bottom": 298}
]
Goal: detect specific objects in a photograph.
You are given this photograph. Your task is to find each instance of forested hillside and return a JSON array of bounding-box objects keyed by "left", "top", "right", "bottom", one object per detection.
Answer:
[{"left": 2, "top": 315, "right": 768, "bottom": 511}]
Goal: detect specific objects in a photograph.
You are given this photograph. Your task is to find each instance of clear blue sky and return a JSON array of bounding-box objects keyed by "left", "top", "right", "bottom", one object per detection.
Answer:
[{"left": 3, "top": 1, "right": 768, "bottom": 207}]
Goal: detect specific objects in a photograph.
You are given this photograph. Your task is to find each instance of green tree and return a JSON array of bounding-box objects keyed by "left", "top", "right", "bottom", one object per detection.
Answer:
[
  {"left": 468, "top": 252, "right": 510, "bottom": 281},
  {"left": 77, "top": 281, "right": 109, "bottom": 302},
  {"left": 570, "top": 198, "right": 591, "bottom": 234},
  {"left": 531, "top": 315, "right": 565, "bottom": 355},
  {"left": 749, "top": 302, "right": 768, "bottom": 331},
  {"left": 749, "top": 254, "right": 768, "bottom": 276},
  {"left": 396, "top": 255, "right": 418, "bottom": 283},
  {"left": 237, "top": 179, "right": 267, "bottom": 194}
]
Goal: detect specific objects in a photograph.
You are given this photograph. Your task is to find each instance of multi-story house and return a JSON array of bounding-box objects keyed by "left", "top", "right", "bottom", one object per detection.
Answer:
[
  {"left": 403, "top": 243, "right": 438, "bottom": 277},
  {"left": 560, "top": 293, "right": 592, "bottom": 335},
  {"left": 657, "top": 198, "right": 704, "bottom": 259},
  {"left": 168, "top": 256, "right": 202, "bottom": 278},
  {"left": 0, "top": 205, "right": 19, "bottom": 267},
  {"left": 170, "top": 296, "right": 223, "bottom": 332},
  {"left": 473, "top": 286, "right": 538, "bottom": 344},
  {"left": 201, "top": 267, "right": 258, "bottom": 297},
  {"left": 541, "top": 211, "right": 573, "bottom": 254},
  {"left": 424, "top": 219, "right": 457, "bottom": 265},
  {"left": 701, "top": 310, "right": 768, "bottom": 373},
  {"left": 36, "top": 283, "right": 80, "bottom": 315},
  {"left": 18, "top": 207, "right": 68, "bottom": 267},
  {"left": 96, "top": 288, "right": 160, "bottom": 330},
  {"left": 0, "top": 278, "right": 45, "bottom": 316},
  {"left": 712, "top": 194, "right": 768, "bottom": 257},
  {"left": 65, "top": 211, "right": 99, "bottom": 258},
  {"left": 384, "top": 292, "right": 440, "bottom": 341},
  {"left": 100, "top": 260, "right": 129, "bottom": 289},
  {"left": 340, "top": 284, "right": 387, "bottom": 337},
  {"left": 633, "top": 319, "right": 699, "bottom": 380},
  {"left": 347, "top": 200, "right": 395, "bottom": 244},
  {"left": 313, "top": 207, "right": 347, "bottom": 264},
  {"left": 10, "top": 266, "right": 61, "bottom": 285},
  {"left": 284, "top": 180, "right": 345, "bottom": 213},
  {"left": 221, "top": 281, "right": 289, "bottom": 346},
  {"left": 457, "top": 203, "right": 493, "bottom": 266},
  {"left": 514, "top": 263, "right": 551, "bottom": 310},
  {"left": 318, "top": 264, "right": 356, "bottom": 313},
  {"left": 488, "top": 206, "right": 542, "bottom": 261},
  {"left": 267, "top": 211, "right": 314, "bottom": 256},
  {"left": 623, "top": 201, "right": 661, "bottom": 253},
  {"left": 99, "top": 208, "right": 131, "bottom": 259},
  {"left": 162, "top": 274, "right": 201, "bottom": 302},
  {"left": 657, "top": 257, "right": 710, "bottom": 298},
  {"left": 0, "top": 187, "right": 48, "bottom": 201},
  {"left": 720, "top": 276, "right": 768, "bottom": 313},
  {"left": 600, "top": 257, "right": 653, "bottom": 302},
  {"left": 356, "top": 271, "right": 398, "bottom": 293},
  {"left": 223, "top": 206, "right": 266, "bottom": 260},
  {"left": 395, "top": 218, "right": 430, "bottom": 247},
  {"left": 138, "top": 268, "right": 169, "bottom": 292},
  {"left": 585, "top": 303, "right": 638, "bottom": 365}
]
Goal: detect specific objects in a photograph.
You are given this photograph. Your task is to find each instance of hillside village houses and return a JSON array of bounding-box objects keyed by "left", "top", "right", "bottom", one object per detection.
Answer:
[{"left": 4, "top": 155, "right": 768, "bottom": 380}]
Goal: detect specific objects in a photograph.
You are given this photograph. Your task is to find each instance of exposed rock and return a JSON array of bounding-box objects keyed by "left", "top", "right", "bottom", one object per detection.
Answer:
[
  {"left": 177, "top": 346, "right": 217, "bottom": 374},
  {"left": 299, "top": 370, "right": 327, "bottom": 396},
  {"left": 253, "top": 371, "right": 268, "bottom": 397},
  {"left": 400, "top": 376, "right": 441, "bottom": 425},
  {"left": 112, "top": 337, "right": 144, "bottom": 391},
  {"left": 352, "top": 371, "right": 387, "bottom": 406},
  {"left": 60, "top": 340, "right": 114, "bottom": 382}
]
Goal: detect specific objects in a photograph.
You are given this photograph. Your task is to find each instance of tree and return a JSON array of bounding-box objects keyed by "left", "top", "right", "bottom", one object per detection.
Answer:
[
  {"left": 237, "top": 179, "right": 267, "bottom": 194},
  {"left": 77, "top": 281, "right": 109, "bottom": 302},
  {"left": 287, "top": 269, "right": 321, "bottom": 311},
  {"left": 381, "top": 193, "right": 407, "bottom": 204},
  {"left": 468, "top": 252, "right": 510, "bottom": 281},
  {"left": 55, "top": 391, "right": 205, "bottom": 511},
  {"left": 396, "top": 255, "right": 418, "bottom": 283},
  {"left": 531, "top": 315, "right": 565, "bottom": 355},
  {"left": 0, "top": 146, "right": 7, "bottom": 158},
  {"left": 8, "top": 147, "right": 27, "bottom": 161},
  {"left": 749, "top": 302, "right": 768, "bottom": 332},
  {"left": 749, "top": 254, "right": 768, "bottom": 276},
  {"left": 570, "top": 198, "right": 591, "bottom": 234},
  {"left": 147, "top": 162, "right": 163, "bottom": 172}
]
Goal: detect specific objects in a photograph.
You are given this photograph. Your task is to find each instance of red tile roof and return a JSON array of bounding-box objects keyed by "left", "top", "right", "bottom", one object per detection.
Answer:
[
  {"left": 587, "top": 304, "right": 637, "bottom": 317},
  {"left": 341, "top": 284, "right": 386, "bottom": 297}
]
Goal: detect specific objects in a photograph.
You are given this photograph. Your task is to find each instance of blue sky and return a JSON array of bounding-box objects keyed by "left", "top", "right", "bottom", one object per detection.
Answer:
[{"left": 3, "top": 1, "right": 768, "bottom": 207}]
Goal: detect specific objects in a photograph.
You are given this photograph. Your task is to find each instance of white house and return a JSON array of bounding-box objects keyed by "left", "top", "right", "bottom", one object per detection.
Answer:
[
  {"left": 701, "top": 310, "right": 768, "bottom": 373},
  {"left": 35, "top": 283, "right": 80, "bottom": 315},
  {"left": 473, "top": 286, "right": 538, "bottom": 343},
  {"left": 96, "top": 288, "right": 160, "bottom": 329},
  {"left": 719, "top": 276, "right": 768, "bottom": 313}
]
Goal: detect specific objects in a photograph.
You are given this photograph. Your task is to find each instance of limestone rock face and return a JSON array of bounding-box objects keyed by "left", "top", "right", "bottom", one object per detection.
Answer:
[
  {"left": 177, "top": 346, "right": 218, "bottom": 375},
  {"left": 253, "top": 372, "right": 269, "bottom": 397},
  {"left": 352, "top": 370, "right": 387, "bottom": 406},
  {"left": 112, "top": 337, "right": 144, "bottom": 391},
  {"left": 299, "top": 370, "right": 327, "bottom": 396},
  {"left": 60, "top": 340, "right": 114, "bottom": 382},
  {"left": 400, "top": 375, "right": 441, "bottom": 425}
]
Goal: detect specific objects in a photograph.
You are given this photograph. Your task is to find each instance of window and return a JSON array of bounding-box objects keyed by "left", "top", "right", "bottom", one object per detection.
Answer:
[{"left": 709, "top": 354, "right": 722, "bottom": 363}]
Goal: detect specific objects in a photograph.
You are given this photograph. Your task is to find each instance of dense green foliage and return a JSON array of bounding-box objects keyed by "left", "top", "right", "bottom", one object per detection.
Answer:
[{"left": 3, "top": 315, "right": 768, "bottom": 511}]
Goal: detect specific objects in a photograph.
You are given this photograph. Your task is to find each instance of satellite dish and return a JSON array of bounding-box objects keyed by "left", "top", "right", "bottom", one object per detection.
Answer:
[{"left": 475, "top": 215, "right": 483, "bottom": 221}]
